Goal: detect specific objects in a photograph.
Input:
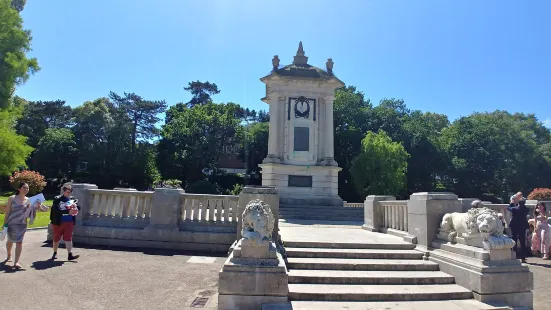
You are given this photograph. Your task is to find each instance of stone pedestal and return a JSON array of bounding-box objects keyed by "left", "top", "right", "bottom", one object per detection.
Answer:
[
  {"left": 259, "top": 163, "right": 341, "bottom": 203},
  {"left": 146, "top": 188, "right": 184, "bottom": 231},
  {"left": 70, "top": 183, "right": 99, "bottom": 225},
  {"left": 431, "top": 239, "right": 533, "bottom": 308},
  {"left": 218, "top": 239, "right": 288, "bottom": 310},
  {"left": 362, "top": 195, "right": 395, "bottom": 232},
  {"left": 236, "top": 186, "right": 280, "bottom": 243},
  {"left": 407, "top": 192, "right": 462, "bottom": 249}
]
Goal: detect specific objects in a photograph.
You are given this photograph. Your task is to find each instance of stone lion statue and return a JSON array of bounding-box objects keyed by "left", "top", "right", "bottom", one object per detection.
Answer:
[
  {"left": 241, "top": 199, "right": 275, "bottom": 246},
  {"left": 439, "top": 207, "right": 508, "bottom": 247}
]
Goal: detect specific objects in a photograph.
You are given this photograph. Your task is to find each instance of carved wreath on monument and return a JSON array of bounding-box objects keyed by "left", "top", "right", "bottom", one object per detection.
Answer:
[
  {"left": 438, "top": 206, "right": 515, "bottom": 249},
  {"left": 241, "top": 199, "right": 275, "bottom": 246},
  {"left": 294, "top": 96, "right": 310, "bottom": 119}
]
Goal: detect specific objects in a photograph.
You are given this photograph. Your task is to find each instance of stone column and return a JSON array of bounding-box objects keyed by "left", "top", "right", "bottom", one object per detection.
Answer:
[
  {"left": 65, "top": 183, "right": 98, "bottom": 225},
  {"left": 236, "top": 186, "right": 280, "bottom": 243},
  {"left": 362, "top": 195, "right": 395, "bottom": 232},
  {"left": 264, "top": 98, "right": 278, "bottom": 162},
  {"left": 146, "top": 188, "right": 184, "bottom": 231},
  {"left": 407, "top": 192, "right": 461, "bottom": 249},
  {"left": 324, "top": 96, "right": 335, "bottom": 160}
]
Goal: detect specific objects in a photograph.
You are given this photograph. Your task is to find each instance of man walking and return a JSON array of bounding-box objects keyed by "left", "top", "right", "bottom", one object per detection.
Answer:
[{"left": 508, "top": 192, "right": 530, "bottom": 263}]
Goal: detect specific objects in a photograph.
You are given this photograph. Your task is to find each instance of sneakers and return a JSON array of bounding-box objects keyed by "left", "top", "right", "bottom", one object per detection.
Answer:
[
  {"left": 51, "top": 252, "right": 57, "bottom": 260},
  {"left": 68, "top": 253, "right": 80, "bottom": 261}
]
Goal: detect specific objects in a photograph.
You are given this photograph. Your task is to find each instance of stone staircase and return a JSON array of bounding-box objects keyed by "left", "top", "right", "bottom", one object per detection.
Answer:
[
  {"left": 276, "top": 237, "right": 510, "bottom": 309},
  {"left": 278, "top": 198, "right": 363, "bottom": 222}
]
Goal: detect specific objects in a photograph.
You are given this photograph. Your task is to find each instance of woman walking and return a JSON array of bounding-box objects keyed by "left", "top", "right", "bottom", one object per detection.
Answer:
[
  {"left": 3, "top": 183, "right": 35, "bottom": 269},
  {"left": 531, "top": 202, "right": 549, "bottom": 259}
]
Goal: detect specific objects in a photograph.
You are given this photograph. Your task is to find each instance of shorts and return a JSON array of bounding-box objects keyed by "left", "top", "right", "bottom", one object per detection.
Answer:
[{"left": 53, "top": 222, "right": 75, "bottom": 242}]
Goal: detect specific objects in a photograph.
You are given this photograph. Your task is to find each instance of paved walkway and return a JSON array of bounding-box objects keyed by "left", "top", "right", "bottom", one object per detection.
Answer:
[
  {"left": 0, "top": 229, "right": 224, "bottom": 310},
  {"left": 0, "top": 229, "right": 549, "bottom": 309}
]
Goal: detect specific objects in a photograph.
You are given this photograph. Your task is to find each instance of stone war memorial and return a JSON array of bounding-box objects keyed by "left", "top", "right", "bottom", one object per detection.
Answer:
[{"left": 54, "top": 43, "right": 533, "bottom": 309}]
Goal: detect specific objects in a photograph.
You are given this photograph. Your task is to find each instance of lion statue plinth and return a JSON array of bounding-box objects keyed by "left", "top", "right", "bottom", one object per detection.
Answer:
[
  {"left": 241, "top": 199, "right": 275, "bottom": 246},
  {"left": 438, "top": 207, "right": 515, "bottom": 250}
]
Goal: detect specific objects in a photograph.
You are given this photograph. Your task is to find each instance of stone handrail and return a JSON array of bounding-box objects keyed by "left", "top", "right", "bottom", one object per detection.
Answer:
[
  {"left": 344, "top": 202, "right": 364, "bottom": 208},
  {"left": 180, "top": 193, "right": 239, "bottom": 223},
  {"left": 379, "top": 200, "right": 408, "bottom": 232},
  {"left": 88, "top": 189, "right": 153, "bottom": 220}
]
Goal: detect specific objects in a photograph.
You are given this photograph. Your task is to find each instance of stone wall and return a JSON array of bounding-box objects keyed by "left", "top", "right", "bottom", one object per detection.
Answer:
[{"left": 47, "top": 184, "right": 240, "bottom": 253}]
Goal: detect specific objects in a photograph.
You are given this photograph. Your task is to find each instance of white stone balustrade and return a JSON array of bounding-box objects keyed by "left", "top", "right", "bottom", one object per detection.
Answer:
[
  {"left": 379, "top": 200, "right": 408, "bottom": 232},
  {"left": 343, "top": 202, "right": 363, "bottom": 208},
  {"left": 180, "top": 193, "right": 238, "bottom": 223},
  {"left": 88, "top": 189, "right": 153, "bottom": 220}
]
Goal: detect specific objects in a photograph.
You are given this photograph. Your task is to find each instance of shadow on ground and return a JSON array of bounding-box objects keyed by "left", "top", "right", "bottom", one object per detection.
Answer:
[{"left": 40, "top": 241, "right": 228, "bottom": 258}]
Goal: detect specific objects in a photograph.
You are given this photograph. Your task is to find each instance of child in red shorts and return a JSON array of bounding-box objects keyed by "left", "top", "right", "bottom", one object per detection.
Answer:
[{"left": 50, "top": 183, "right": 80, "bottom": 261}]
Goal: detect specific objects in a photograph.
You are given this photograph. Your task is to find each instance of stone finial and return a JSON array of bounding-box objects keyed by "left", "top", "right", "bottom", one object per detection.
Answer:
[
  {"left": 326, "top": 58, "right": 334, "bottom": 73},
  {"left": 293, "top": 41, "right": 308, "bottom": 65},
  {"left": 272, "top": 55, "right": 280, "bottom": 71}
]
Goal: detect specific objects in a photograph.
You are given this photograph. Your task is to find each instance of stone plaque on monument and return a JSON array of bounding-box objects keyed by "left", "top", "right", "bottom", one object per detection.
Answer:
[
  {"left": 293, "top": 127, "right": 309, "bottom": 151},
  {"left": 288, "top": 175, "right": 312, "bottom": 187}
]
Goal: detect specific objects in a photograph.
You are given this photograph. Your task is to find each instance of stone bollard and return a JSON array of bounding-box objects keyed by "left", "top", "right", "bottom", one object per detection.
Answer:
[
  {"left": 218, "top": 199, "right": 288, "bottom": 310},
  {"left": 407, "top": 192, "right": 462, "bottom": 250},
  {"left": 362, "top": 195, "right": 395, "bottom": 232},
  {"left": 236, "top": 186, "right": 279, "bottom": 243},
  {"left": 146, "top": 187, "right": 184, "bottom": 231}
]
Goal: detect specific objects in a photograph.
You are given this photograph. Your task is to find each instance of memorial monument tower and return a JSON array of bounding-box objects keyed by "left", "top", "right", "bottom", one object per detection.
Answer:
[{"left": 259, "top": 42, "right": 344, "bottom": 205}]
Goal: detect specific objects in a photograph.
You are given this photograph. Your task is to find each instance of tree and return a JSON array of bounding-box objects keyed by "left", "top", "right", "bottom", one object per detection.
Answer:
[
  {"left": 184, "top": 81, "right": 220, "bottom": 107},
  {"left": 10, "top": 0, "right": 26, "bottom": 12},
  {"left": 240, "top": 121, "right": 269, "bottom": 176},
  {"left": 15, "top": 99, "right": 73, "bottom": 147},
  {"left": 333, "top": 86, "right": 373, "bottom": 201},
  {"left": 32, "top": 128, "right": 78, "bottom": 180},
  {"left": 158, "top": 102, "right": 242, "bottom": 183},
  {"left": 109, "top": 92, "right": 167, "bottom": 152},
  {"left": 351, "top": 130, "right": 409, "bottom": 197},
  {"left": 0, "top": 107, "right": 33, "bottom": 176},
  {"left": 0, "top": 0, "right": 39, "bottom": 109},
  {"left": 401, "top": 111, "right": 450, "bottom": 194},
  {"left": 440, "top": 111, "right": 551, "bottom": 202}
]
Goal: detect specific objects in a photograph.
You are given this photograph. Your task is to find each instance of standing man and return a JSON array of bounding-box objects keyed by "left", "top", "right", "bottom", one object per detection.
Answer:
[
  {"left": 50, "top": 183, "right": 80, "bottom": 261},
  {"left": 508, "top": 192, "right": 530, "bottom": 263}
]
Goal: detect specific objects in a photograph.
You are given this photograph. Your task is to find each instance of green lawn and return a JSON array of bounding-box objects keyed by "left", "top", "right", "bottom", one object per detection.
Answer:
[
  {"left": 0, "top": 212, "right": 51, "bottom": 228},
  {"left": 0, "top": 196, "right": 53, "bottom": 228}
]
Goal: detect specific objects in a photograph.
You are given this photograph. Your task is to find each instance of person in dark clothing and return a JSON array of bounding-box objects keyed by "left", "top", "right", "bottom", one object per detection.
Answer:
[
  {"left": 50, "top": 183, "right": 81, "bottom": 260},
  {"left": 508, "top": 193, "right": 530, "bottom": 263}
]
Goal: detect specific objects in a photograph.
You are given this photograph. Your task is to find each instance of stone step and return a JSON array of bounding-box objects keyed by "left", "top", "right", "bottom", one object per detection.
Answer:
[
  {"left": 279, "top": 211, "right": 363, "bottom": 217},
  {"left": 279, "top": 215, "right": 363, "bottom": 221},
  {"left": 287, "top": 258, "right": 439, "bottom": 271},
  {"left": 288, "top": 270, "right": 455, "bottom": 285},
  {"left": 285, "top": 247, "right": 423, "bottom": 259},
  {"left": 262, "top": 299, "right": 511, "bottom": 310},
  {"left": 279, "top": 208, "right": 363, "bottom": 213},
  {"left": 280, "top": 203, "right": 361, "bottom": 209},
  {"left": 280, "top": 198, "right": 343, "bottom": 206},
  {"left": 283, "top": 241, "right": 416, "bottom": 250},
  {"left": 287, "top": 283, "right": 473, "bottom": 301}
]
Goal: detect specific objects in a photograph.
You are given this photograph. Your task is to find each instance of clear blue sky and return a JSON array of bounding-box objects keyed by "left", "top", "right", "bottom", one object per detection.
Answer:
[{"left": 16, "top": 0, "right": 551, "bottom": 126}]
